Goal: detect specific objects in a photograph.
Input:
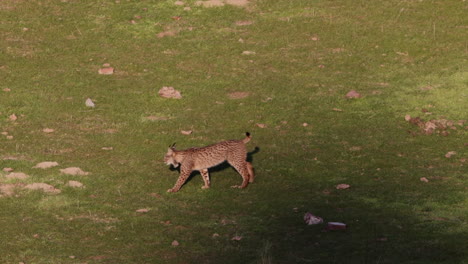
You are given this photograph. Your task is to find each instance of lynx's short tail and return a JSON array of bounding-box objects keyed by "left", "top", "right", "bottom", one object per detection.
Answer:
[{"left": 242, "top": 132, "right": 251, "bottom": 144}]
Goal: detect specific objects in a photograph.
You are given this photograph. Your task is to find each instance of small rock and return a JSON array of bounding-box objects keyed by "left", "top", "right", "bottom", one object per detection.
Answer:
[
  {"left": 256, "top": 123, "right": 266, "bottom": 128},
  {"left": 174, "top": 0, "right": 184, "bottom": 5},
  {"left": 231, "top": 235, "right": 243, "bottom": 241},
  {"left": 420, "top": 177, "right": 429, "bottom": 183},
  {"left": 445, "top": 151, "right": 456, "bottom": 158},
  {"left": 85, "top": 98, "right": 95, "bottom": 108},
  {"left": 336, "top": 184, "right": 350, "bottom": 190},
  {"left": 136, "top": 208, "right": 150, "bottom": 213},
  {"left": 42, "top": 128, "right": 55, "bottom": 133},
  {"left": 9, "top": 114, "right": 17, "bottom": 121},
  {"left": 98, "top": 67, "right": 114, "bottom": 75},
  {"left": 242, "top": 51, "right": 256, "bottom": 55},
  {"left": 181, "top": 130, "right": 192, "bottom": 135},
  {"left": 3, "top": 168, "right": 14, "bottom": 172},
  {"left": 171, "top": 240, "right": 179, "bottom": 246},
  {"left": 304, "top": 212, "right": 323, "bottom": 225}
]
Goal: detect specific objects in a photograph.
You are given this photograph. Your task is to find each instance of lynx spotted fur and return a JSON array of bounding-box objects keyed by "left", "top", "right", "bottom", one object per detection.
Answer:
[{"left": 164, "top": 132, "right": 254, "bottom": 192}]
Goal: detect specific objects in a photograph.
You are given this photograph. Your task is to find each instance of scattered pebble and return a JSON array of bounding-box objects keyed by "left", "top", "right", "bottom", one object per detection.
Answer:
[
  {"left": 181, "top": 130, "right": 192, "bottom": 135},
  {"left": 42, "top": 128, "right": 55, "bottom": 133},
  {"left": 336, "top": 184, "right": 350, "bottom": 190},
  {"left": 420, "top": 177, "right": 429, "bottom": 183},
  {"left": 136, "top": 208, "right": 150, "bottom": 213},
  {"left": 304, "top": 212, "right": 323, "bottom": 225},
  {"left": 445, "top": 151, "right": 456, "bottom": 158},
  {"left": 171, "top": 240, "right": 179, "bottom": 246},
  {"left": 231, "top": 235, "right": 243, "bottom": 241},
  {"left": 85, "top": 98, "right": 95, "bottom": 108},
  {"left": 9, "top": 114, "right": 17, "bottom": 121},
  {"left": 242, "top": 51, "right": 256, "bottom": 55}
]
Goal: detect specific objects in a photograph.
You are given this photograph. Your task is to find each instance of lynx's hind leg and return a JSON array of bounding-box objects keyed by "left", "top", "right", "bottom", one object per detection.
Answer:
[
  {"left": 246, "top": 162, "right": 254, "bottom": 183},
  {"left": 200, "top": 169, "right": 210, "bottom": 189},
  {"left": 229, "top": 160, "right": 251, "bottom": 189}
]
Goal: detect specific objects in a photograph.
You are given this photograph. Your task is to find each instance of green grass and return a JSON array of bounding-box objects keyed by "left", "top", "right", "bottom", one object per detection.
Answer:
[{"left": 1, "top": 0, "right": 467, "bottom": 263}]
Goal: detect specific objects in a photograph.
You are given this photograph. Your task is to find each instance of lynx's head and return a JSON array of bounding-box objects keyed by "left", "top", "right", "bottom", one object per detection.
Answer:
[{"left": 164, "top": 144, "right": 179, "bottom": 168}]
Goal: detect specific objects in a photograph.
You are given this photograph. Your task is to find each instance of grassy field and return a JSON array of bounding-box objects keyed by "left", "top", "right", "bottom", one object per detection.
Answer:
[{"left": 1, "top": 0, "right": 467, "bottom": 263}]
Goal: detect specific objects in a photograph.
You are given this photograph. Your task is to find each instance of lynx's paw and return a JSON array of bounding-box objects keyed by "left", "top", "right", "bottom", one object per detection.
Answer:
[
  {"left": 167, "top": 188, "right": 177, "bottom": 193},
  {"left": 201, "top": 185, "right": 210, "bottom": 189}
]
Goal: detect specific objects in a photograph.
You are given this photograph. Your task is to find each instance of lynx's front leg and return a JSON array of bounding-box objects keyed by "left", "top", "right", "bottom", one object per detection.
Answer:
[
  {"left": 200, "top": 169, "right": 210, "bottom": 189},
  {"left": 167, "top": 164, "right": 192, "bottom": 193}
]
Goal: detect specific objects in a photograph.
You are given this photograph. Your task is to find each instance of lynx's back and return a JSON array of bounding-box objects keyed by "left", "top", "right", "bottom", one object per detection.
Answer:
[{"left": 184, "top": 139, "right": 248, "bottom": 170}]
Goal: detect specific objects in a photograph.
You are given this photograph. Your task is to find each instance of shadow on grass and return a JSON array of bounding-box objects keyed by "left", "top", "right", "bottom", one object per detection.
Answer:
[{"left": 188, "top": 176, "right": 467, "bottom": 264}]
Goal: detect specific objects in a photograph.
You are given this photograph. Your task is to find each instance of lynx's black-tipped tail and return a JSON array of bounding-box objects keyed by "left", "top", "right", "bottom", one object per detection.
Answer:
[{"left": 242, "top": 132, "right": 251, "bottom": 143}]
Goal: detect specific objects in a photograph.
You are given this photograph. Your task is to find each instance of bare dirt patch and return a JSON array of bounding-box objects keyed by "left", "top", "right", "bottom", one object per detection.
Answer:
[
  {"left": 6, "top": 172, "right": 29, "bottom": 179},
  {"left": 228, "top": 91, "right": 250, "bottom": 99},
  {"left": 33, "top": 161, "right": 59, "bottom": 169},
  {"left": 225, "top": 0, "right": 249, "bottom": 7},
  {"left": 60, "top": 167, "right": 90, "bottom": 176},
  {"left": 195, "top": 0, "right": 250, "bottom": 8},
  {"left": 0, "top": 183, "right": 24, "bottom": 197},
  {"left": 24, "top": 183, "right": 61, "bottom": 194}
]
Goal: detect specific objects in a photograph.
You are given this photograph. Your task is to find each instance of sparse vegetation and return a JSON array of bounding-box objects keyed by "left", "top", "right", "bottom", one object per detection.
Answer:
[{"left": 1, "top": 0, "right": 466, "bottom": 263}]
